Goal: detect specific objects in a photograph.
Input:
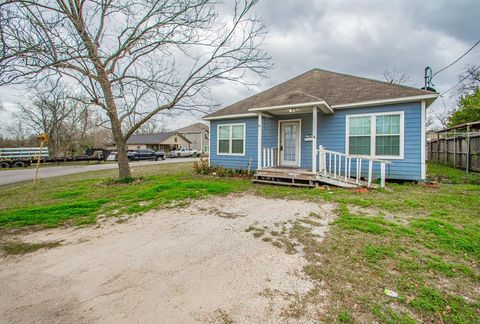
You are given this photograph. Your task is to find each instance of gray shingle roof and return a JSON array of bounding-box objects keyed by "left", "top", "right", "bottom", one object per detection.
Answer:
[
  {"left": 126, "top": 132, "right": 191, "bottom": 145},
  {"left": 204, "top": 68, "right": 436, "bottom": 118},
  {"left": 175, "top": 122, "right": 208, "bottom": 133}
]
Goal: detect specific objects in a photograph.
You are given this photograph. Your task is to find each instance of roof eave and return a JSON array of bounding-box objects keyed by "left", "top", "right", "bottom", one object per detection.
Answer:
[
  {"left": 248, "top": 100, "right": 334, "bottom": 115},
  {"left": 332, "top": 93, "right": 439, "bottom": 110},
  {"left": 203, "top": 112, "right": 258, "bottom": 120}
]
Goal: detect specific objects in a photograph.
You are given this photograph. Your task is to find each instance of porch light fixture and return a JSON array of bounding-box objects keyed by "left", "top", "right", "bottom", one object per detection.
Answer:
[{"left": 289, "top": 108, "right": 296, "bottom": 113}]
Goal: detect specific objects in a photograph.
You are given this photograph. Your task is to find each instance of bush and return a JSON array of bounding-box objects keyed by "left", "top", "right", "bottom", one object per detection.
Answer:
[
  {"left": 193, "top": 158, "right": 254, "bottom": 178},
  {"left": 193, "top": 158, "right": 212, "bottom": 175}
]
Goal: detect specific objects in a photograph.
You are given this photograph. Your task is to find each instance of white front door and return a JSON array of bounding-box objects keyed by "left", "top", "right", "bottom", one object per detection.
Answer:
[{"left": 279, "top": 121, "right": 300, "bottom": 167}]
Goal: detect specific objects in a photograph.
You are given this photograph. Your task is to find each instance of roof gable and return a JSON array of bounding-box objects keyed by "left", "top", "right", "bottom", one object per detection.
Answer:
[{"left": 204, "top": 68, "right": 437, "bottom": 119}]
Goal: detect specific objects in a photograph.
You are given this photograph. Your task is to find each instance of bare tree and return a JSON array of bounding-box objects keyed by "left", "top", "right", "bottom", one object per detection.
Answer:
[
  {"left": 17, "top": 87, "right": 78, "bottom": 157},
  {"left": 458, "top": 65, "right": 480, "bottom": 95},
  {"left": 17, "top": 88, "right": 114, "bottom": 155},
  {"left": 134, "top": 116, "right": 168, "bottom": 135},
  {"left": 3, "top": 120, "right": 34, "bottom": 146},
  {"left": 382, "top": 67, "right": 412, "bottom": 85},
  {"left": 0, "top": 0, "right": 272, "bottom": 177}
]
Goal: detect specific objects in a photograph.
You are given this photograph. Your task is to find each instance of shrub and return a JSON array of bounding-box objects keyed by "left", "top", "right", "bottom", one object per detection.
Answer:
[
  {"left": 193, "top": 158, "right": 254, "bottom": 178},
  {"left": 193, "top": 158, "right": 212, "bottom": 175}
]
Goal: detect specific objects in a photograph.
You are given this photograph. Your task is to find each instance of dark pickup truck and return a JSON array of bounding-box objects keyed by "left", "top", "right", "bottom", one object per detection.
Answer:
[{"left": 127, "top": 149, "right": 165, "bottom": 161}]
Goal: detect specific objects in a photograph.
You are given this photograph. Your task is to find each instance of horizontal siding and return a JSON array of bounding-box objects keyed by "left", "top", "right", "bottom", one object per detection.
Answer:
[
  {"left": 209, "top": 102, "right": 423, "bottom": 180},
  {"left": 318, "top": 102, "right": 422, "bottom": 180},
  {"left": 210, "top": 118, "right": 258, "bottom": 170}
]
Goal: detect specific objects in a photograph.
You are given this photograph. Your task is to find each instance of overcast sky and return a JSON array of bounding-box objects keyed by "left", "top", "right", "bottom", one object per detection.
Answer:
[{"left": 1, "top": 0, "right": 479, "bottom": 131}]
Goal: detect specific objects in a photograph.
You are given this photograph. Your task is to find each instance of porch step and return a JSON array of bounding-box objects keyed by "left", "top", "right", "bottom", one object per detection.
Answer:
[
  {"left": 251, "top": 178, "right": 316, "bottom": 188},
  {"left": 257, "top": 170, "right": 317, "bottom": 181}
]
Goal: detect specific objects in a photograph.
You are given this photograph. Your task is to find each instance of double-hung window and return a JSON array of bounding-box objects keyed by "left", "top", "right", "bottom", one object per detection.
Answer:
[
  {"left": 375, "top": 114, "right": 401, "bottom": 156},
  {"left": 217, "top": 123, "right": 245, "bottom": 155},
  {"left": 347, "top": 112, "right": 403, "bottom": 159}
]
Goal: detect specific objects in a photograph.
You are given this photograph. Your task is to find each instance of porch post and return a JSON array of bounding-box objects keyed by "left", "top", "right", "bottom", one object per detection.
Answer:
[
  {"left": 257, "top": 112, "right": 263, "bottom": 170},
  {"left": 312, "top": 106, "right": 318, "bottom": 173}
]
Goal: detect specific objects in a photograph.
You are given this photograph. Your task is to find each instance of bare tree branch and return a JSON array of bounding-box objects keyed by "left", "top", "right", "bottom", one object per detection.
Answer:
[
  {"left": 0, "top": 0, "right": 272, "bottom": 177},
  {"left": 382, "top": 67, "right": 412, "bottom": 85}
]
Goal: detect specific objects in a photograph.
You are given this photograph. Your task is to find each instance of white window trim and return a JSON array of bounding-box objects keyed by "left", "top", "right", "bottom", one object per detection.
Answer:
[
  {"left": 216, "top": 123, "right": 246, "bottom": 156},
  {"left": 345, "top": 111, "right": 404, "bottom": 160}
]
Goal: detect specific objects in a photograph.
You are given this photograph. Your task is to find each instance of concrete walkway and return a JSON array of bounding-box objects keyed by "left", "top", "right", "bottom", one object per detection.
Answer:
[{"left": 0, "top": 158, "right": 199, "bottom": 186}]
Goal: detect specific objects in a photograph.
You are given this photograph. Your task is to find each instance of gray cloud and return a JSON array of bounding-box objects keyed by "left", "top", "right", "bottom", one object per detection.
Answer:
[
  {"left": 1, "top": 0, "right": 479, "bottom": 130},
  {"left": 209, "top": 0, "right": 479, "bottom": 125}
]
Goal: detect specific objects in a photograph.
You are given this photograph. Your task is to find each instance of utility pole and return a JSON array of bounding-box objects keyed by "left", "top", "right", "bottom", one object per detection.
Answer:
[{"left": 424, "top": 67, "right": 434, "bottom": 90}]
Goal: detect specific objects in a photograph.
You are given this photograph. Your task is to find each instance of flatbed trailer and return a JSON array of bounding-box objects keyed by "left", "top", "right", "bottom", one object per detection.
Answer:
[{"left": 0, "top": 147, "right": 110, "bottom": 168}]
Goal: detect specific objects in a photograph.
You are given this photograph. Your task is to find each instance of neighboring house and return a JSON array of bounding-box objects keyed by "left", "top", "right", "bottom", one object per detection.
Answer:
[
  {"left": 107, "top": 132, "right": 191, "bottom": 153},
  {"left": 204, "top": 68, "right": 438, "bottom": 186},
  {"left": 175, "top": 122, "right": 210, "bottom": 153}
]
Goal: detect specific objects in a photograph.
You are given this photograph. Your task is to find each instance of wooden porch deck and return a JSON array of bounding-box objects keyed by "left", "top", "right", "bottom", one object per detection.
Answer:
[{"left": 253, "top": 167, "right": 362, "bottom": 188}]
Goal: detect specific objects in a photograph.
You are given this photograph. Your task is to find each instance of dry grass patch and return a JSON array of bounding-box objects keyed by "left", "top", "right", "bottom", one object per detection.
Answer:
[{"left": 2, "top": 241, "right": 62, "bottom": 255}]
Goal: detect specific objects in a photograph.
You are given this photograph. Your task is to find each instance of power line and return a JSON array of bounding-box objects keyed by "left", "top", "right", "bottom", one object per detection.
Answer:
[
  {"left": 432, "top": 40, "right": 480, "bottom": 78},
  {"left": 439, "top": 95, "right": 449, "bottom": 114},
  {"left": 441, "top": 65, "right": 480, "bottom": 96}
]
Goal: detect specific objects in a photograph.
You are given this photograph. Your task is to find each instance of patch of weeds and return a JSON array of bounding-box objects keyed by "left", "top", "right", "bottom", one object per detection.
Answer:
[
  {"left": 253, "top": 229, "right": 265, "bottom": 238},
  {"left": 299, "top": 218, "right": 322, "bottom": 227},
  {"left": 103, "top": 176, "right": 145, "bottom": 185},
  {"left": 410, "top": 218, "right": 480, "bottom": 259},
  {"left": 363, "top": 245, "right": 395, "bottom": 262},
  {"left": 428, "top": 162, "right": 480, "bottom": 185},
  {"left": 426, "top": 256, "right": 474, "bottom": 278},
  {"left": 2, "top": 241, "right": 61, "bottom": 255},
  {"left": 334, "top": 205, "right": 416, "bottom": 236},
  {"left": 262, "top": 237, "right": 272, "bottom": 242},
  {"left": 409, "top": 285, "right": 479, "bottom": 323},
  {"left": 245, "top": 225, "right": 265, "bottom": 238},
  {"left": 50, "top": 187, "right": 86, "bottom": 199},
  {"left": 209, "top": 309, "right": 234, "bottom": 324},
  {"left": 303, "top": 264, "right": 323, "bottom": 281},
  {"left": 281, "top": 292, "right": 308, "bottom": 319},
  {"left": 0, "top": 199, "right": 108, "bottom": 228},
  {"left": 308, "top": 211, "right": 322, "bottom": 219},
  {"left": 338, "top": 311, "right": 354, "bottom": 323},
  {"left": 272, "top": 240, "right": 283, "bottom": 248},
  {"left": 277, "top": 237, "right": 298, "bottom": 254},
  {"left": 270, "top": 230, "right": 279, "bottom": 236},
  {"left": 213, "top": 209, "right": 245, "bottom": 219},
  {"left": 371, "top": 304, "right": 416, "bottom": 324}
]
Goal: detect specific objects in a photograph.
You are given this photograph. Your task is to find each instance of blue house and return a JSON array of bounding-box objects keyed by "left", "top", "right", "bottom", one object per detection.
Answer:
[{"left": 204, "top": 69, "right": 438, "bottom": 187}]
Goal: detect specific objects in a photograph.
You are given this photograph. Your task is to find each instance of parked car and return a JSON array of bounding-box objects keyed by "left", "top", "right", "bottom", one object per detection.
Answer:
[
  {"left": 106, "top": 151, "right": 117, "bottom": 161},
  {"left": 168, "top": 146, "right": 200, "bottom": 158},
  {"left": 126, "top": 149, "right": 165, "bottom": 161}
]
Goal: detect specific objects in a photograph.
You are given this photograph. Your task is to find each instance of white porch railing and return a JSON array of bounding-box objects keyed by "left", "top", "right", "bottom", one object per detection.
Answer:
[
  {"left": 262, "top": 147, "right": 278, "bottom": 168},
  {"left": 317, "top": 145, "right": 391, "bottom": 188}
]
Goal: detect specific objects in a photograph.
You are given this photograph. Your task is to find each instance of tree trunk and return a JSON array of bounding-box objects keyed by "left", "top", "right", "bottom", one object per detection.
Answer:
[{"left": 113, "top": 131, "right": 132, "bottom": 178}]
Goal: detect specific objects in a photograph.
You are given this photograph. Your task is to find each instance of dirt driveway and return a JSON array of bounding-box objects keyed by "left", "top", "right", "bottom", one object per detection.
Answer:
[{"left": 0, "top": 194, "right": 336, "bottom": 323}]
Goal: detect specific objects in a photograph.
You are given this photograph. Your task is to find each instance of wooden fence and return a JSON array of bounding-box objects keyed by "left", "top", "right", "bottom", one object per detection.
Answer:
[{"left": 427, "top": 132, "right": 480, "bottom": 172}]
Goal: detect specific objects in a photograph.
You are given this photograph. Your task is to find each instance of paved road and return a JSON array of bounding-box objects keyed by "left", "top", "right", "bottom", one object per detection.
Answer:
[{"left": 0, "top": 158, "right": 200, "bottom": 186}]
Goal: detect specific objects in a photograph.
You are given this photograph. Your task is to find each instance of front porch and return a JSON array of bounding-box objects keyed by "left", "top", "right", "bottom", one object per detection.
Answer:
[{"left": 252, "top": 101, "right": 390, "bottom": 188}]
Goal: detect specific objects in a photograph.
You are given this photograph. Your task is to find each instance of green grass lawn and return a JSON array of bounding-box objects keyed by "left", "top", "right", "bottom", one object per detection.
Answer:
[
  {"left": 0, "top": 161, "right": 478, "bottom": 322},
  {"left": 0, "top": 162, "right": 249, "bottom": 228},
  {"left": 251, "top": 163, "right": 480, "bottom": 323}
]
